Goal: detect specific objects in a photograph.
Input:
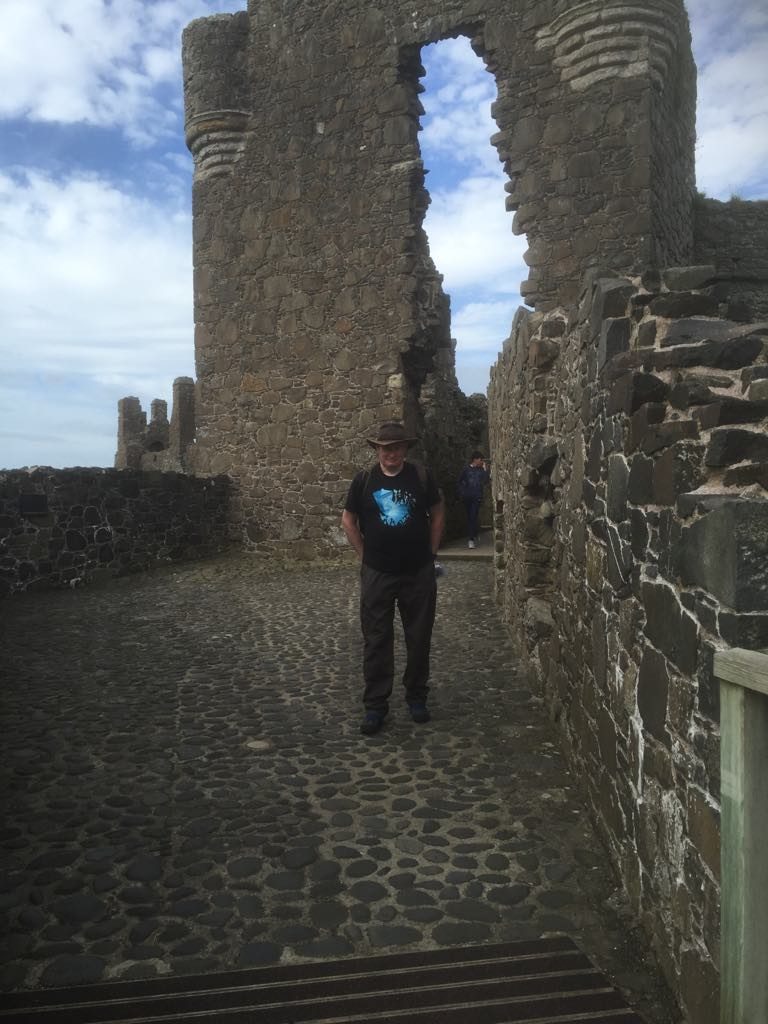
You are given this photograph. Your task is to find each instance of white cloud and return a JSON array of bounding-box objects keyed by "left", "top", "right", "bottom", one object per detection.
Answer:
[
  {"left": 452, "top": 300, "right": 519, "bottom": 352},
  {"left": 424, "top": 175, "right": 526, "bottom": 295},
  {"left": 0, "top": 170, "right": 195, "bottom": 466},
  {"left": 0, "top": 0, "right": 242, "bottom": 143},
  {"left": 422, "top": 37, "right": 500, "bottom": 176},
  {"left": 687, "top": 0, "right": 768, "bottom": 198}
]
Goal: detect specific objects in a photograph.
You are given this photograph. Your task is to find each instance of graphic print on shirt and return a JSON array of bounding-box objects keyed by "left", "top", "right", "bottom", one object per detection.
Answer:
[{"left": 373, "top": 486, "right": 415, "bottom": 527}]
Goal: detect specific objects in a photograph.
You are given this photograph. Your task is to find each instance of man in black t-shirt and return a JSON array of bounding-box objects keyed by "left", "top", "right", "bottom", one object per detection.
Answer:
[{"left": 342, "top": 422, "right": 444, "bottom": 735}]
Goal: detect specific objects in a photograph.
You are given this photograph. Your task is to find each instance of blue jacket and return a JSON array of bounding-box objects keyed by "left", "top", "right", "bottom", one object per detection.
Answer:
[{"left": 458, "top": 464, "right": 490, "bottom": 501}]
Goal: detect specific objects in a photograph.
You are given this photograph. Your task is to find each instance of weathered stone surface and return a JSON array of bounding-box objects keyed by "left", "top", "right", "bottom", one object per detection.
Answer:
[
  {"left": 642, "top": 581, "right": 699, "bottom": 676},
  {"left": 652, "top": 442, "right": 704, "bottom": 506},
  {"left": 649, "top": 292, "right": 719, "bottom": 318},
  {"left": 650, "top": 335, "right": 763, "bottom": 371},
  {"left": 607, "top": 372, "right": 669, "bottom": 416},
  {"left": 693, "top": 397, "right": 768, "bottom": 429},
  {"left": 0, "top": 469, "right": 231, "bottom": 594},
  {"left": 627, "top": 454, "right": 654, "bottom": 506},
  {"left": 598, "top": 318, "right": 632, "bottom": 369},
  {"left": 723, "top": 462, "right": 768, "bottom": 489},
  {"left": 677, "top": 500, "right": 768, "bottom": 611},
  {"left": 662, "top": 317, "right": 734, "bottom": 346},
  {"left": 661, "top": 266, "right": 717, "bottom": 291},
  {"left": 637, "top": 646, "right": 670, "bottom": 745},
  {"left": 606, "top": 455, "right": 629, "bottom": 522},
  {"left": 590, "top": 281, "right": 636, "bottom": 337},
  {"left": 704, "top": 427, "right": 768, "bottom": 467},
  {"left": 627, "top": 403, "right": 665, "bottom": 452}
]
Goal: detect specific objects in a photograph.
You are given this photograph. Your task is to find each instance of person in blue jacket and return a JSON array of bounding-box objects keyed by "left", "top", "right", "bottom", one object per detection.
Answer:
[{"left": 457, "top": 451, "right": 490, "bottom": 549}]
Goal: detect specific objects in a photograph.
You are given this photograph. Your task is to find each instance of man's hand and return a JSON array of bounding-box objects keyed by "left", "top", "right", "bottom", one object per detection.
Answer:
[{"left": 341, "top": 510, "right": 364, "bottom": 560}]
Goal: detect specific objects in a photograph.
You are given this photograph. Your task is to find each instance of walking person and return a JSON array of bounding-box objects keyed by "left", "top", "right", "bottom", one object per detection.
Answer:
[
  {"left": 341, "top": 422, "right": 445, "bottom": 736},
  {"left": 457, "top": 451, "right": 490, "bottom": 549}
]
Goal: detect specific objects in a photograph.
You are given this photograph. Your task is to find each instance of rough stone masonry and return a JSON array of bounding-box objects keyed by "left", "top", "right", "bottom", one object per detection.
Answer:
[{"left": 105, "top": 2, "right": 768, "bottom": 1021}]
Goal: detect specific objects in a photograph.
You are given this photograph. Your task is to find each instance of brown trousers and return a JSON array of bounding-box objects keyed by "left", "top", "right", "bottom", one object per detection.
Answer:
[{"left": 359, "top": 561, "right": 437, "bottom": 713}]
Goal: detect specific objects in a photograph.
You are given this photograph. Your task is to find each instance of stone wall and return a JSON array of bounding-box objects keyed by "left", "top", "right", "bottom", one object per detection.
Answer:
[
  {"left": 489, "top": 266, "right": 768, "bottom": 1024},
  {"left": 181, "top": 0, "right": 696, "bottom": 555},
  {"left": 0, "top": 469, "right": 232, "bottom": 597},
  {"left": 694, "top": 197, "right": 768, "bottom": 320}
]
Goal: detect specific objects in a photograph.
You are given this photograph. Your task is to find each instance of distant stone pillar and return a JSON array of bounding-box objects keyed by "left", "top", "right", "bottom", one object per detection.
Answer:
[
  {"left": 115, "top": 396, "right": 146, "bottom": 469},
  {"left": 170, "top": 377, "right": 196, "bottom": 465},
  {"left": 145, "top": 400, "right": 170, "bottom": 452}
]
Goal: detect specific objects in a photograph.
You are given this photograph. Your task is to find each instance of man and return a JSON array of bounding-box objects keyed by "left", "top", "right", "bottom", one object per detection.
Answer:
[
  {"left": 457, "top": 450, "right": 490, "bottom": 549},
  {"left": 342, "top": 422, "right": 444, "bottom": 736}
]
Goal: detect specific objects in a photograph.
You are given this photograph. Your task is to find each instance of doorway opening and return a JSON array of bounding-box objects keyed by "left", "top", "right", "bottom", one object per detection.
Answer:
[{"left": 418, "top": 36, "right": 525, "bottom": 399}]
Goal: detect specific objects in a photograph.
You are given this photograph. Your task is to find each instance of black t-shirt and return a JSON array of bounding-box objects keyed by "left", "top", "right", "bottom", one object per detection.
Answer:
[{"left": 344, "top": 461, "right": 441, "bottom": 574}]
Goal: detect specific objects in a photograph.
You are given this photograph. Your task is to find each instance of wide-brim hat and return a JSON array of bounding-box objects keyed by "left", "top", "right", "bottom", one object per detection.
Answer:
[{"left": 365, "top": 421, "right": 418, "bottom": 448}]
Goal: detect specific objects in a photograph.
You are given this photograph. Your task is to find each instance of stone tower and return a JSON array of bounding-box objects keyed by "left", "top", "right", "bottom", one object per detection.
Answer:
[{"left": 181, "top": 0, "right": 696, "bottom": 556}]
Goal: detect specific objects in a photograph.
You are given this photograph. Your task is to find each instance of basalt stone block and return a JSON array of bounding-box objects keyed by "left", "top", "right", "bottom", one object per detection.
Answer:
[
  {"left": 718, "top": 610, "right": 768, "bottom": 648},
  {"left": 640, "top": 420, "right": 699, "bottom": 455},
  {"left": 662, "top": 266, "right": 717, "bottom": 292},
  {"left": 650, "top": 292, "right": 720, "bottom": 318},
  {"left": 585, "top": 430, "right": 603, "bottom": 483},
  {"left": 723, "top": 463, "right": 768, "bottom": 489},
  {"left": 705, "top": 427, "right": 768, "bottom": 467},
  {"left": 598, "top": 318, "right": 632, "bottom": 370},
  {"left": 698, "top": 643, "right": 719, "bottom": 721},
  {"left": 741, "top": 363, "right": 768, "bottom": 389},
  {"left": 590, "top": 279, "right": 635, "bottom": 338},
  {"left": 651, "top": 334, "right": 764, "bottom": 372},
  {"left": 600, "top": 350, "right": 645, "bottom": 384},
  {"left": 669, "top": 378, "right": 718, "bottom": 409},
  {"left": 529, "top": 438, "right": 558, "bottom": 472},
  {"left": 628, "top": 403, "right": 665, "bottom": 453},
  {"left": 662, "top": 317, "right": 734, "bottom": 346},
  {"left": 677, "top": 499, "right": 768, "bottom": 612},
  {"left": 748, "top": 378, "right": 768, "bottom": 401},
  {"left": 693, "top": 397, "right": 768, "bottom": 429},
  {"left": 606, "top": 455, "right": 629, "bottom": 522},
  {"left": 529, "top": 337, "right": 560, "bottom": 369},
  {"left": 642, "top": 580, "right": 699, "bottom": 675},
  {"left": 637, "top": 645, "right": 670, "bottom": 745},
  {"left": 540, "top": 318, "right": 565, "bottom": 338},
  {"left": 636, "top": 319, "right": 657, "bottom": 348},
  {"left": 630, "top": 507, "right": 649, "bottom": 559},
  {"left": 641, "top": 267, "right": 662, "bottom": 292},
  {"left": 687, "top": 786, "right": 721, "bottom": 879},
  {"left": 571, "top": 519, "right": 586, "bottom": 564},
  {"left": 608, "top": 371, "right": 669, "bottom": 416},
  {"left": 606, "top": 522, "right": 633, "bottom": 595},
  {"left": 652, "top": 442, "right": 705, "bottom": 506},
  {"left": 677, "top": 492, "right": 733, "bottom": 518},
  {"left": 627, "top": 454, "right": 654, "bottom": 505}
]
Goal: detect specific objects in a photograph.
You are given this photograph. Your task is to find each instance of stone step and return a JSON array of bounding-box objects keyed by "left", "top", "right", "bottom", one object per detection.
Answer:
[{"left": 0, "top": 938, "right": 644, "bottom": 1023}]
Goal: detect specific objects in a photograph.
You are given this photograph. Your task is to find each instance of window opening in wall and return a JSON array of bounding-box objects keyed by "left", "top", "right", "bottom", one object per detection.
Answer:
[{"left": 419, "top": 36, "right": 526, "bottom": 398}]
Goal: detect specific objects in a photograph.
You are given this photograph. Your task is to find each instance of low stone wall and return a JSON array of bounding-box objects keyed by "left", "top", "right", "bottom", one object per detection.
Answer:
[
  {"left": 0, "top": 468, "right": 233, "bottom": 597},
  {"left": 694, "top": 197, "right": 768, "bottom": 320},
  {"left": 489, "top": 265, "right": 768, "bottom": 1024}
]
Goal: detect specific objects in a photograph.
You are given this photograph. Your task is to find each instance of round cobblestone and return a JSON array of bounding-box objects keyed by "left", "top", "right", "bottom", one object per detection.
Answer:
[{"left": 0, "top": 558, "right": 679, "bottom": 1022}]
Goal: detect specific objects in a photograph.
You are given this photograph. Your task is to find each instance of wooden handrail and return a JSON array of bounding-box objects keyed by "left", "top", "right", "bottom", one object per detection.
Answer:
[{"left": 715, "top": 647, "right": 768, "bottom": 1024}]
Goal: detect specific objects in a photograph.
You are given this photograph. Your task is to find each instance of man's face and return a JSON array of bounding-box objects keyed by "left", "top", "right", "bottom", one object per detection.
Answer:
[{"left": 376, "top": 442, "right": 408, "bottom": 475}]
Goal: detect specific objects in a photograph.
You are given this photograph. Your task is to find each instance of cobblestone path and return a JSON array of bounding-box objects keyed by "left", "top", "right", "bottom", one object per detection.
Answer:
[{"left": 0, "top": 556, "right": 679, "bottom": 1021}]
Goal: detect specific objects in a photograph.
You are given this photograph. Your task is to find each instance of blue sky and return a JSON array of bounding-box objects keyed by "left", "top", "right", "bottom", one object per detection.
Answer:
[{"left": 1, "top": 1, "right": 766, "bottom": 470}]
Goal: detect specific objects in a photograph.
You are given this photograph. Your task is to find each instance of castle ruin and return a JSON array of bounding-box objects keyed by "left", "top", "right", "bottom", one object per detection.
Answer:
[{"left": 107, "top": 1, "right": 768, "bottom": 1018}]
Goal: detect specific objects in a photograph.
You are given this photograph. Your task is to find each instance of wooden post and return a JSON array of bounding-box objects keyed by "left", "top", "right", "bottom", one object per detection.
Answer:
[{"left": 714, "top": 647, "right": 768, "bottom": 1024}]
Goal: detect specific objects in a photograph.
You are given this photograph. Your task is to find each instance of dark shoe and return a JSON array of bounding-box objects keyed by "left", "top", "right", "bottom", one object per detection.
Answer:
[
  {"left": 408, "top": 702, "right": 430, "bottom": 724},
  {"left": 360, "top": 711, "right": 385, "bottom": 735}
]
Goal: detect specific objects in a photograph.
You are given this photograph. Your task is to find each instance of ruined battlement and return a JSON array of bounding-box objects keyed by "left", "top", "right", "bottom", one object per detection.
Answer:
[{"left": 115, "top": 376, "right": 196, "bottom": 473}]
